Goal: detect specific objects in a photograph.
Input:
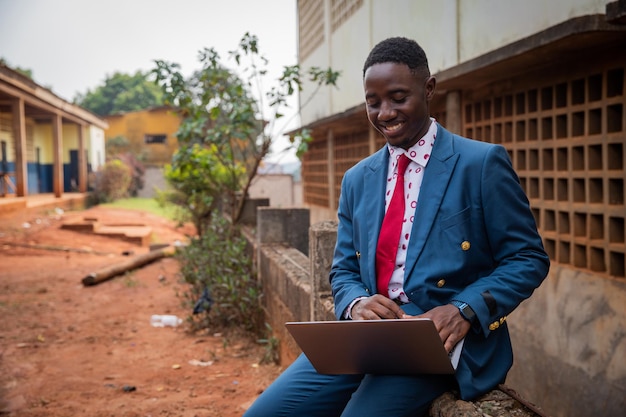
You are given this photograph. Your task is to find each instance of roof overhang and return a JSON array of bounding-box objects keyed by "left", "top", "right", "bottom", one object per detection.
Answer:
[
  {"left": 293, "top": 103, "right": 369, "bottom": 138},
  {"left": 434, "top": 13, "right": 626, "bottom": 94},
  {"left": 0, "top": 64, "right": 108, "bottom": 129},
  {"left": 297, "top": 13, "right": 626, "bottom": 135}
]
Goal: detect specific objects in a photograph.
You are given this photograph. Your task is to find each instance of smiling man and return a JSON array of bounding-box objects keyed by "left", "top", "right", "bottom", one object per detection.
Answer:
[{"left": 244, "top": 37, "right": 549, "bottom": 417}]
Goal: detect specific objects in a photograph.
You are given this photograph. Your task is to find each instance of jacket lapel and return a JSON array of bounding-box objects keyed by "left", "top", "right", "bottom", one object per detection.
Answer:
[
  {"left": 365, "top": 147, "right": 389, "bottom": 288},
  {"left": 404, "top": 126, "right": 459, "bottom": 282}
]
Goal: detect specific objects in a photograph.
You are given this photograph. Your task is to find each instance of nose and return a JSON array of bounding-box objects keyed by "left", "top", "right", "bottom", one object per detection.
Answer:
[{"left": 377, "top": 100, "right": 396, "bottom": 121}]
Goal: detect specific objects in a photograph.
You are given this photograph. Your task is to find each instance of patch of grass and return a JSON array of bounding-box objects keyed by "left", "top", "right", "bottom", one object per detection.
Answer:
[{"left": 100, "top": 198, "right": 177, "bottom": 220}]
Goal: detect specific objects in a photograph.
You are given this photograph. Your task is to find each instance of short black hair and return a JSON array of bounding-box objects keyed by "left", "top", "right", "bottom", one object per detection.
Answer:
[{"left": 362, "top": 37, "right": 430, "bottom": 77}]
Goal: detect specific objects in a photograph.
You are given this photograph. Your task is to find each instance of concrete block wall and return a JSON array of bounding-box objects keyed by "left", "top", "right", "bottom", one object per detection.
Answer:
[
  {"left": 256, "top": 206, "right": 310, "bottom": 255},
  {"left": 251, "top": 206, "right": 545, "bottom": 417}
]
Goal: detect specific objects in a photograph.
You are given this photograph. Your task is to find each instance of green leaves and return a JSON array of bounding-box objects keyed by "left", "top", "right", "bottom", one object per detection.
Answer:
[
  {"left": 291, "top": 128, "right": 313, "bottom": 159},
  {"left": 74, "top": 70, "right": 164, "bottom": 116},
  {"left": 176, "top": 213, "right": 265, "bottom": 335},
  {"left": 152, "top": 33, "right": 340, "bottom": 228},
  {"left": 149, "top": 34, "right": 339, "bottom": 348},
  {"left": 308, "top": 66, "right": 341, "bottom": 86}
]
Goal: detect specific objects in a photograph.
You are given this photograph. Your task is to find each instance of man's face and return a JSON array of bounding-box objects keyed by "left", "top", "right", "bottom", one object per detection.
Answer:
[{"left": 363, "top": 62, "right": 436, "bottom": 150}]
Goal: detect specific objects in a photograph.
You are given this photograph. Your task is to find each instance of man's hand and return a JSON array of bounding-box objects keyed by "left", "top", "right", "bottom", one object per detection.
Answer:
[
  {"left": 407, "top": 304, "right": 471, "bottom": 353},
  {"left": 351, "top": 294, "right": 405, "bottom": 320}
]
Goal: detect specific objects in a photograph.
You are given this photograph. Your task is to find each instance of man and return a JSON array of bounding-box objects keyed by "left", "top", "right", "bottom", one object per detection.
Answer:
[{"left": 244, "top": 37, "right": 549, "bottom": 417}]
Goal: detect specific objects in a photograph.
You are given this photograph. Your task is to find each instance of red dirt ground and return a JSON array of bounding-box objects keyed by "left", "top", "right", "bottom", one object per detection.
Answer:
[{"left": 0, "top": 205, "right": 282, "bottom": 417}]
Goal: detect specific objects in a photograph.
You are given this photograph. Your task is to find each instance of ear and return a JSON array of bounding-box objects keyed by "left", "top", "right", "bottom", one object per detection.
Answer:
[{"left": 424, "top": 76, "right": 436, "bottom": 100}]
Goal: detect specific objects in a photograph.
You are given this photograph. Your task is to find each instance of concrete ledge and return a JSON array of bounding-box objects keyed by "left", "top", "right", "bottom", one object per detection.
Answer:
[
  {"left": 0, "top": 198, "right": 26, "bottom": 215},
  {"left": 246, "top": 210, "right": 548, "bottom": 415},
  {"left": 0, "top": 193, "right": 87, "bottom": 215},
  {"left": 258, "top": 242, "right": 311, "bottom": 364},
  {"left": 254, "top": 240, "right": 546, "bottom": 416}
]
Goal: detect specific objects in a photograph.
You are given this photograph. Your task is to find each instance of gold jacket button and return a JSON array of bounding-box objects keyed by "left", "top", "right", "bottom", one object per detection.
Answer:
[
  {"left": 461, "top": 241, "right": 471, "bottom": 251},
  {"left": 436, "top": 279, "right": 446, "bottom": 288},
  {"left": 489, "top": 321, "right": 500, "bottom": 331}
]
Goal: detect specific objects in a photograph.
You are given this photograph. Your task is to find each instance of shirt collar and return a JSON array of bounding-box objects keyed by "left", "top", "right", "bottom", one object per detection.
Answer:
[{"left": 386, "top": 118, "right": 437, "bottom": 168}]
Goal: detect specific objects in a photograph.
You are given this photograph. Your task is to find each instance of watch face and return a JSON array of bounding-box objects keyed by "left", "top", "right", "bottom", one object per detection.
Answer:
[
  {"left": 451, "top": 301, "right": 475, "bottom": 323},
  {"left": 455, "top": 303, "right": 475, "bottom": 322},
  {"left": 461, "top": 305, "right": 476, "bottom": 322}
]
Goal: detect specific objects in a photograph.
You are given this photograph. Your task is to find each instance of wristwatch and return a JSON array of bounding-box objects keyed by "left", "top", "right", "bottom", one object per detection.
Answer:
[{"left": 450, "top": 300, "right": 476, "bottom": 324}]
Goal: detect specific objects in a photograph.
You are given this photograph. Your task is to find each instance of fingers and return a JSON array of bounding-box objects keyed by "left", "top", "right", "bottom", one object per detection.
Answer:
[
  {"left": 351, "top": 295, "right": 405, "bottom": 320},
  {"left": 418, "top": 304, "right": 471, "bottom": 353}
]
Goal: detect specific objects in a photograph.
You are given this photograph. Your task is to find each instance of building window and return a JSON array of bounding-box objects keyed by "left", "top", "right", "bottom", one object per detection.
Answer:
[{"left": 145, "top": 134, "right": 167, "bottom": 144}]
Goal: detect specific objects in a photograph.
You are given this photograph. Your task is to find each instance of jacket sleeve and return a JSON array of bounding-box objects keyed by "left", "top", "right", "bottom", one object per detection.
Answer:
[
  {"left": 454, "top": 144, "right": 550, "bottom": 337},
  {"left": 330, "top": 167, "right": 375, "bottom": 320}
]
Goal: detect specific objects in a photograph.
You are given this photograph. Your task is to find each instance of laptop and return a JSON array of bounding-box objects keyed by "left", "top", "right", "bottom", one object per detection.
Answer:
[{"left": 285, "top": 318, "right": 462, "bottom": 375}]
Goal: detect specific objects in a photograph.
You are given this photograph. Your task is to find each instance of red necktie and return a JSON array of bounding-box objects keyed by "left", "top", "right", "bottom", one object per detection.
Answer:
[{"left": 376, "top": 153, "right": 410, "bottom": 297}]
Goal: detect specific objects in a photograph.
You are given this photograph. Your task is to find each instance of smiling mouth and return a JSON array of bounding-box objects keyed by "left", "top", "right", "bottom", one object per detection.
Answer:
[{"left": 383, "top": 122, "right": 404, "bottom": 133}]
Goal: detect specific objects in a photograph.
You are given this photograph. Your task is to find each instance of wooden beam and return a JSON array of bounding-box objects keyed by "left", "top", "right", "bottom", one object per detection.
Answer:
[
  {"left": 0, "top": 82, "right": 105, "bottom": 128},
  {"left": 78, "top": 124, "right": 87, "bottom": 193},
  {"left": 11, "top": 98, "right": 27, "bottom": 197},
  {"left": 81, "top": 247, "right": 172, "bottom": 286},
  {"left": 327, "top": 129, "right": 335, "bottom": 212},
  {"left": 52, "top": 113, "right": 63, "bottom": 197}
]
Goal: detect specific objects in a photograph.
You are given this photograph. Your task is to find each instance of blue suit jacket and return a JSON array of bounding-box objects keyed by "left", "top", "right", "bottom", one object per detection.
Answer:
[{"left": 330, "top": 125, "right": 550, "bottom": 399}]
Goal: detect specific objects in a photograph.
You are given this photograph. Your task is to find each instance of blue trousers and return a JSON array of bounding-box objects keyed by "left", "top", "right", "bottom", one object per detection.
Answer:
[{"left": 243, "top": 353, "right": 455, "bottom": 417}]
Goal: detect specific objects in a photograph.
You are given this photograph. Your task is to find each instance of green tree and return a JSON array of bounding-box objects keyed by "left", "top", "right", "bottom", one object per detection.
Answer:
[
  {"left": 162, "top": 143, "right": 244, "bottom": 237},
  {"left": 74, "top": 71, "right": 164, "bottom": 116},
  {"left": 153, "top": 33, "right": 340, "bottom": 227}
]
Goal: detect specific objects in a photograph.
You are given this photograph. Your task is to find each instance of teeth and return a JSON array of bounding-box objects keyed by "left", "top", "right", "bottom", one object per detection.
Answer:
[{"left": 386, "top": 123, "right": 403, "bottom": 132}]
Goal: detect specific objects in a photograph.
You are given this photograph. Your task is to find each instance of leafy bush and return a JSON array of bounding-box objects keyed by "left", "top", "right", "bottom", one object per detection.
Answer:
[
  {"left": 116, "top": 152, "right": 146, "bottom": 197},
  {"left": 161, "top": 143, "right": 243, "bottom": 237},
  {"left": 88, "top": 159, "right": 132, "bottom": 204},
  {"left": 176, "top": 212, "right": 264, "bottom": 336}
]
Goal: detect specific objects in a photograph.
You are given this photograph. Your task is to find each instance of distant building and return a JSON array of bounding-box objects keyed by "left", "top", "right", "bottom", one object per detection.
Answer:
[
  {"left": 0, "top": 62, "right": 107, "bottom": 197},
  {"left": 104, "top": 107, "right": 303, "bottom": 202},
  {"left": 104, "top": 106, "right": 181, "bottom": 167}
]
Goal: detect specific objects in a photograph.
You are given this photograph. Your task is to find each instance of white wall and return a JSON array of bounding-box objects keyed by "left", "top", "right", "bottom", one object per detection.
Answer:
[
  {"left": 299, "top": 0, "right": 613, "bottom": 126},
  {"left": 248, "top": 174, "right": 301, "bottom": 207},
  {"left": 458, "top": 0, "right": 609, "bottom": 62},
  {"left": 89, "top": 126, "right": 105, "bottom": 171}
]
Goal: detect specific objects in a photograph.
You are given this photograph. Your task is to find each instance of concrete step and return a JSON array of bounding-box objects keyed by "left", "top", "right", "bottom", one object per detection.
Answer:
[{"left": 61, "top": 217, "right": 152, "bottom": 246}]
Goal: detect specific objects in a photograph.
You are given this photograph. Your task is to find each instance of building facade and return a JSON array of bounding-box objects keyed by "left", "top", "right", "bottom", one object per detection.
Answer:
[
  {"left": 0, "top": 63, "right": 106, "bottom": 197},
  {"left": 104, "top": 106, "right": 181, "bottom": 168},
  {"left": 295, "top": 1, "right": 626, "bottom": 416}
]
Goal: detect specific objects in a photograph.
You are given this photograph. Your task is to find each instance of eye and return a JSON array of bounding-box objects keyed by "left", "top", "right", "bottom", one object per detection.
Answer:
[
  {"left": 391, "top": 94, "right": 407, "bottom": 103},
  {"left": 366, "top": 98, "right": 380, "bottom": 108}
]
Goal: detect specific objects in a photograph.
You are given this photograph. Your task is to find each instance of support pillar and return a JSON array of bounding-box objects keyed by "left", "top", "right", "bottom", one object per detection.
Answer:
[
  {"left": 327, "top": 129, "right": 335, "bottom": 211},
  {"left": 309, "top": 220, "right": 338, "bottom": 321},
  {"left": 78, "top": 124, "right": 87, "bottom": 192},
  {"left": 52, "top": 113, "right": 63, "bottom": 197},
  {"left": 445, "top": 90, "right": 462, "bottom": 135},
  {"left": 368, "top": 125, "right": 378, "bottom": 155},
  {"left": 11, "top": 98, "right": 27, "bottom": 196}
]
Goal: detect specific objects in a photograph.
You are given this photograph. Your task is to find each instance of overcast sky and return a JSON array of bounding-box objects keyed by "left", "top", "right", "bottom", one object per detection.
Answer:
[
  {"left": 0, "top": 0, "right": 298, "bottom": 100},
  {"left": 0, "top": 0, "right": 300, "bottom": 161}
]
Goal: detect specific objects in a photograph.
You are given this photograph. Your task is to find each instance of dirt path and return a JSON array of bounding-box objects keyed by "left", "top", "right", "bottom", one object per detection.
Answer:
[{"left": 0, "top": 205, "right": 282, "bottom": 417}]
